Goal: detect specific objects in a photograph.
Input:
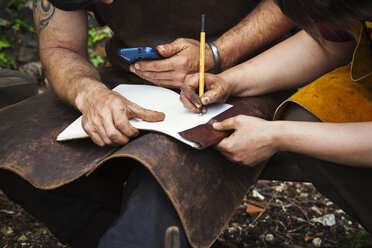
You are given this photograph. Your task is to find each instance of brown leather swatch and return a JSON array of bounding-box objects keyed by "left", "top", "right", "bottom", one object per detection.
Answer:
[
  {"left": 179, "top": 101, "right": 263, "bottom": 149},
  {"left": 179, "top": 91, "right": 292, "bottom": 149}
]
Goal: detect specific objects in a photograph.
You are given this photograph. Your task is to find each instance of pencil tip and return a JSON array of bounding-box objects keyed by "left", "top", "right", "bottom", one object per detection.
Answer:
[{"left": 201, "top": 14, "right": 205, "bottom": 32}]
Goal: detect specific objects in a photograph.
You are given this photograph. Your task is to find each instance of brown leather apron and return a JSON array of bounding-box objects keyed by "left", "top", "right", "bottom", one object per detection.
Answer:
[
  {"left": 274, "top": 23, "right": 372, "bottom": 122},
  {"left": 0, "top": 70, "right": 291, "bottom": 248},
  {"left": 0, "top": 2, "right": 294, "bottom": 247}
]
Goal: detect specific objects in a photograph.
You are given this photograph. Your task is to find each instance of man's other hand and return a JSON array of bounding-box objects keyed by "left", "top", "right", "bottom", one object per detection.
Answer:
[
  {"left": 129, "top": 38, "right": 213, "bottom": 89},
  {"left": 80, "top": 88, "right": 165, "bottom": 146}
]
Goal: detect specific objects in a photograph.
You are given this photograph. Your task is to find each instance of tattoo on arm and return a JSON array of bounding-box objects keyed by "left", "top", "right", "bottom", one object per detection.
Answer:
[{"left": 33, "top": 0, "right": 55, "bottom": 32}]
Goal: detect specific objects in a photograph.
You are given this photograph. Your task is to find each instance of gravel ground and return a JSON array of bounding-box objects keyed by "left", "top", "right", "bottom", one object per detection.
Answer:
[{"left": 1, "top": 180, "right": 371, "bottom": 248}]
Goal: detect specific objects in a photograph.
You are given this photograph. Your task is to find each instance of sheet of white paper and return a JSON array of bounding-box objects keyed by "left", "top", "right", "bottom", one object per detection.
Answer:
[{"left": 57, "top": 84, "right": 232, "bottom": 147}]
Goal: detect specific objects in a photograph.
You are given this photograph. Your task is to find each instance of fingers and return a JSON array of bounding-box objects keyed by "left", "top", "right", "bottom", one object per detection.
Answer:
[
  {"left": 81, "top": 91, "right": 141, "bottom": 146},
  {"left": 200, "top": 74, "right": 227, "bottom": 105},
  {"left": 201, "top": 88, "right": 221, "bottom": 105},
  {"left": 128, "top": 102, "right": 166, "bottom": 122},
  {"left": 184, "top": 73, "right": 227, "bottom": 106},
  {"left": 131, "top": 57, "right": 175, "bottom": 72},
  {"left": 82, "top": 113, "right": 113, "bottom": 147},
  {"left": 156, "top": 39, "right": 185, "bottom": 58},
  {"left": 131, "top": 68, "right": 184, "bottom": 81},
  {"left": 129, "top": 38, "right": 199, "bottom": 88},
  {"left": 103, "top": 111, "right": 130, "bottom": 145},
  {"left": 130, "top": 57, "right": 187, "bottom": 88},
  {"left": 213, "top": 116, "right": 238, "bottom": 131},
  {"left": 82, "top": 108, "right": 131, "bottom": 146},
  {"left": 181, "top": 72, "right": 228, "bottom": 112},
  {"left": 83, "top": 121, "right": 105, "bottom": 147},
  {"left": 180, "top": 74, "right": 202, "bottom": 112},
  {"left": 180, "top": 87, "right": 201, "bottom": 113},
  {"left": 111, "top": 108, "right": 138, "bottom": 140},
  {"left": 184, "top": 73, "right": 200, "bottom": 88}
]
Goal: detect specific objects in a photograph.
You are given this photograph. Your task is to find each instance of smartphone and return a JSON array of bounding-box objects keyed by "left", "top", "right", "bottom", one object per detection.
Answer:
[{"left": 118, "top": 47, "right": 162, "bottom": 64}]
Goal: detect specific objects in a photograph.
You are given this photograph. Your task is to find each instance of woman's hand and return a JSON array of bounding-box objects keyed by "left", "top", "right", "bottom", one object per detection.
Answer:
[{"left": 213, "top": 115, "right": 279, "bottom": 166}]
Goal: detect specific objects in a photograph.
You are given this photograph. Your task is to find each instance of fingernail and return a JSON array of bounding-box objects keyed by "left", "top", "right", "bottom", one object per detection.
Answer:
[
  {"left": 213, "top": 122, "right": 220, "bottom": 128},
  {"left": 129, "top": 66, "right": 135, "bottom": 73},
  {"left": 158, "top": 45, "right": 167, "bottom": 53},
  {"left": 201, "top": 97, "right": 210, "bottom": 105},
  {"left": 195, "top": 103, "right": 201, "bottom": 108},
  {"left": 202, "top": 107, "right": 207, "bottom": 114},
  {"left": 134, "top": 63, "right": 140, "bottom": 70}
]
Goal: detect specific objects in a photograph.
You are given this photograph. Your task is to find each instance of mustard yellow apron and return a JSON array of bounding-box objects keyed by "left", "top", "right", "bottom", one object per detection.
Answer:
[{"left": 274, "top": 22, "right": 372, "bottom": 122}]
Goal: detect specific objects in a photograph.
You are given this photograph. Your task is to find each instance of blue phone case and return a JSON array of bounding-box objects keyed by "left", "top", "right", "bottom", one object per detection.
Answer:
[{"left": 118, "top": 47, "right": 162, "bottom": 64}]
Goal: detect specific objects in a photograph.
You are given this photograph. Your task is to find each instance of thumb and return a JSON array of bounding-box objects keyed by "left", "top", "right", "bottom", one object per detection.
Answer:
[
  {"left": 200, "top": 74, "right": 226, "bottom": 105},
  {"left": 213, "top": 117, "right": 236, "bottom": 131},
  {"left": 157, "top": 41, "right": 183, "bottom": 58},
  {"left": 201, "top": 89, "right": 222, "bottom": 105}
]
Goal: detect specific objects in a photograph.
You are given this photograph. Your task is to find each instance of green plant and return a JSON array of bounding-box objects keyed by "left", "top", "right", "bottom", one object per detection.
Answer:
[
  {"left": 88, "top": 28, "right": 107, "bottom": 48},
  {"left": 12, "top": 18, "right": 35, "bottom": 33},
  {"left": 0, "top": 18, "right": 8, "bottom": 27},
  {"left": 89, "top": 51, "right": 105, "bottom": 67},
  {"left": 0, "top": 35, "right": 16, "bottom": 69},
  {"left": 7, "top": 0, "right": 27, "bottom": 10},
  {"left": 339, "top": 230, "right": 372, "bottom": 248},
  {"left": 1, "top": 0, "right": 36, "bottom": 69},
  {"left": 0, "top": 35, "right": 11, "bottom": 49},
  {"left": 87, "top": 28, "right": 107, "bottom": 67},
  {"left": 7, "top": 198, "right": 15, "bottom": 208},
  {"left": 0, "top": 52, "right": 16, "bottom": 69}
]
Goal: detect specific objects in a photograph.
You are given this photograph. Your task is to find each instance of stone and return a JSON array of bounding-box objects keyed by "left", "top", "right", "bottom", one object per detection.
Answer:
[
  {"left": 19, "top": 61, "right": 44, "bottom": 84},
  {"left": 265, "top": 234, "right": 274, "bottom": 242},
  {"left": 311, "top": 214, "right": 336, "bottom": 226},
  {"left": 300, "top": 192, "right": 308, "bottom": 198},
  {"left": 16, "top": 34, "right": 39, "bottom": 63},
  {"left": 252, "top": 188, "right": 265, "bottom": 200},
  {"left": 312, "top": 237, "right": 322, "bottom": 247}
]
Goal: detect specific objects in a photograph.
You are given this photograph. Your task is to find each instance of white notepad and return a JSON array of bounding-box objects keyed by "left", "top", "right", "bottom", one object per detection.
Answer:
[{"left": 57, "top": 84, "right": 232, "bottom": 148}]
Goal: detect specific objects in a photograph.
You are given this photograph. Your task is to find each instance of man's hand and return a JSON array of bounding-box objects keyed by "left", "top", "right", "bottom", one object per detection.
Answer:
[
  {"left": 129, "top": 38, "right": 213, "bottom": 88},
  {"left": 213, "top": 115, "right": 278, "bottom": 167},
  {"left": 79, "top": 88, "right": 165, "bottom": 146},
  {"left": 179, "top": 73, "right": 231, "bottom": 113}
]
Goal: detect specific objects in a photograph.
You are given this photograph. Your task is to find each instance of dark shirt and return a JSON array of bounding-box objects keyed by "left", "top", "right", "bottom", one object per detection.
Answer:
[{"left": 316, "top": 20, "right": 372, "bottom": 42}]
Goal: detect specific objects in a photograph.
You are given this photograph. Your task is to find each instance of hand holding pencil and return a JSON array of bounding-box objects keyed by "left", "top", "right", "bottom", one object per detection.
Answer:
[{"left": 180, "top": 14, "right": 230, "bottom": 113}]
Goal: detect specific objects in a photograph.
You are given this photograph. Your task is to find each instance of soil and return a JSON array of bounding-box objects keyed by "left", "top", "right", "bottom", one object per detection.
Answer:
[{"left": 1, "top": 180, "right": 370, "bottom": 248}]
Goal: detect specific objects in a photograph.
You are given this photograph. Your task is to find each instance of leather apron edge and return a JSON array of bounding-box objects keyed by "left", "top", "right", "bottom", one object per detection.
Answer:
[
  {"left": 351, "top": 24, "right": 372, "bottom": 82},
  {"left": 273, "top": 99, "right": 320, "bottom": 121}
]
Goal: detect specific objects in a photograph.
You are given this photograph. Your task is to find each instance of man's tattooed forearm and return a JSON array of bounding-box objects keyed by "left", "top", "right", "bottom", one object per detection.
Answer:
[{"left": 33, "top": 0, "right": 55, "bottom": 32}]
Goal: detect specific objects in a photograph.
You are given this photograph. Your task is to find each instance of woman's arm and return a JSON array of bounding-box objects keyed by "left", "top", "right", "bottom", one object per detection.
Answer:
[
  {"left": 180, "top": 30, "right": 356, "bottom": 111},
  {"left": 220, "top": 30, "right": 356, "bottom": 97},
  {"left": 276, "top": 121, "right": 372, "bottom": 167},
  {"left": 213, "top": 117, "right": 372, "bottom": 168}
]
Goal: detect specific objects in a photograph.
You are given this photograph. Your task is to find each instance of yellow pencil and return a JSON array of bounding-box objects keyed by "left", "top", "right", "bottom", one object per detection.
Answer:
[{"left": 199, "top": 14, "right": 206, "bottom": 99}]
